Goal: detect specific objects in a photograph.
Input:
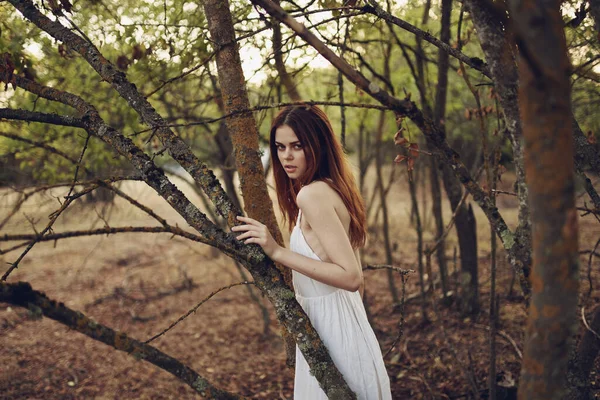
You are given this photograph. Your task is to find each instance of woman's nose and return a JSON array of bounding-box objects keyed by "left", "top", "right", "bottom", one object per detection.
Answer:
[{"left": 284, "top": 148, "right": 293, "bottom": 159}]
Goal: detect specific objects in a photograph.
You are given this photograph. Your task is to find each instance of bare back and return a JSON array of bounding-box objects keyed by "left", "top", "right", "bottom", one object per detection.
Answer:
[{"left": 297, "top": 181, "right": 362, "bottom": 269}]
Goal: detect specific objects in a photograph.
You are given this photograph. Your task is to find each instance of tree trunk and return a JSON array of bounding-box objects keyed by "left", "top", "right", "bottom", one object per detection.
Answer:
[
  {"left": 375, "top": 110, "right": 399, "bottom": 303},
  {"left": 430, "top": 0, "right": 452, "bottom": 299},
  {"left": 509, "top": 1, "right": 580, "bottom": 398},
  {"left": 272, "top": 0, "right": 302, "bottom": 102},
  {"left": 203, "top": 0, "right": 357, "bottom": 395},
  {"left": 465, "top": 0, "right": 532, "bottom": 298},
  {"left": 408, "top": 166, "right": 428, "bottom": 321}
]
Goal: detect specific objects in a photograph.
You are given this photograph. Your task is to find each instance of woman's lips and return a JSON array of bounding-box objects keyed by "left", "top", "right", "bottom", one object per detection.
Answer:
[{"left": 284, "top": 165, "right": 297, "bottom": 172}]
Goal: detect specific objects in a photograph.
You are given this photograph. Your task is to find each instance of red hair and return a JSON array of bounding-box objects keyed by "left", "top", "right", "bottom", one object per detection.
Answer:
[{"left": 269, "top": 105, "right": 367, "bottom": 248}]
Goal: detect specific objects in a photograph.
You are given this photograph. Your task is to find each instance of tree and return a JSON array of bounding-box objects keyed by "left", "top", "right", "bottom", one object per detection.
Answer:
[{"left": 509, "top": 0, "right": 579, "bottom": 398}]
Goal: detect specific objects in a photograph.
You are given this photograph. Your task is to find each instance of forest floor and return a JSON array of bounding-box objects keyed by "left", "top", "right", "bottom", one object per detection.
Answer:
[{"left": 1, "top": 171, "right": 599, "bottom": 399}]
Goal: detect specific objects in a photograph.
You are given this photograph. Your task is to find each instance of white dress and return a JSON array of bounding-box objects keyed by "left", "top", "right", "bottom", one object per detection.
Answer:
[{"left": 291, "top": 212, "right": 392, "bottom": 400}]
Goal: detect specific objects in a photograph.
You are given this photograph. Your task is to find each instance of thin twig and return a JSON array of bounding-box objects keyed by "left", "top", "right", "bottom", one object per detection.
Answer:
[
  {"left": 145, "top": 281, "right": 255, "bottom": 344},
  {"left": 384, "top": 274, "right": 408, "bottom": 358},
  {"left": 363, "top": 264, "right": 414, "bottom": 276},
  {"left": 1, "top": 226, "right": 220, "bottom": 249},
  {"left": 472, "top": 323, "right": 523, "bottom": 360},
  {"left": 2, "top": 137, "right": 91, "bottom": 281},
  {"left": 134, "top": 101, "right": 388, "bottom": 135},
  {"left": 581, "top": 306, "right": 600, "bottom": 341}
]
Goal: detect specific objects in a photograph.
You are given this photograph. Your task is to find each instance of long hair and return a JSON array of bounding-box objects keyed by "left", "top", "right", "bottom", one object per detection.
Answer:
[{"left": 269, "top": 105, "right": 367, "bottom": 248}]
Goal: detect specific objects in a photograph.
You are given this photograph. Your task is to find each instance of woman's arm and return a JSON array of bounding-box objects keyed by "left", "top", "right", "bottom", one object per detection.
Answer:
[{"left": 232, "top": 183, "right": 363, "bottom": 292}]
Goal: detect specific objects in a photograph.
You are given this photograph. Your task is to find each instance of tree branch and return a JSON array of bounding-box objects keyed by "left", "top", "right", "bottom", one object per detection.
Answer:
[
  {"left": 362, "top": 0, "right": 490, "bottom": 77},
  {"left": 1, "top": 226, "right": 219, "bottom": 249},
  {"left": 0, "top": 107, "right": 85, "bottom": 127},
  {"left": 0, "top": 281, "right": 244, "bottom": 399},
  {"left": 251, "top": 0, "right": 531, "bottom": 299}
]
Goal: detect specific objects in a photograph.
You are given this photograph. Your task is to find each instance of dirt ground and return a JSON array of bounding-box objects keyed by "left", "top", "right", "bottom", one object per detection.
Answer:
[{"left": 1, "top": 171, "right": 599, "bottom": 399}]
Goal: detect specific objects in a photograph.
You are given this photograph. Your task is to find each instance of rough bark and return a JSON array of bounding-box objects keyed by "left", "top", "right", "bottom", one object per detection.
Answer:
[
  {"left": 202, "top": 0, "right": 296, "bottom": 369},
  {"left": 202, "top": 0, "right": 286, "bottom": 264},
  {"left": 250, "top": 0, "right": 532, "bottom": 301},
  {"left": 464, "top": 0, "right": 532, "bottom": 294},
  {"left": 207, "top": 70, "right": 244, "bottom": 215},
  {"left": 509, "top": 0, "right": 580, "bottom": 398},
  {"left": 0, "top": 281, "right": 243, "bottom": 400}
]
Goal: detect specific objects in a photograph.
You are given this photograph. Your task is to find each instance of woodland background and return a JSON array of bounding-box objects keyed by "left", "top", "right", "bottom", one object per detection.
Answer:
[{"left": 0, "top": 0, "right": 599, "bottom": 399}]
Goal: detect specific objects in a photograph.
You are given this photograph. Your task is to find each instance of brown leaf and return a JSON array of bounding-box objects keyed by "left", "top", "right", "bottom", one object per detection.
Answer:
[
  {"left": 394, "top": 155, "right": 407, "bottom": 164},
  {"left": 0, "top": 53, "right": 16, "bottom": 90},
  {"left": 394, "top": 128, "right": 405, "bottom": 142},
  {"left": 58, "top": 44, "right": 67, "bottom": 58},
  {"left": 407, "top": 157, "right": 415, "bottom": 172},
  {"left": 395, "top": 137, "right": 408, "bottom": 146},
  {"left": 409, "top": 143, "right": 419, "bottom": 158},
  {"left": 116, "top": 55, "right": 130, "bottom": 70},
  {"left": 132, "top": 45, "right": 144, "bottom": 60}
]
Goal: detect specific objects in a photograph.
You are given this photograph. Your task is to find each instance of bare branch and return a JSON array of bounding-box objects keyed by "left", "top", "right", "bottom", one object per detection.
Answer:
[
  {"left": 1, "top": 225, "right": 219, "bottom": 249},
  {"left": 0, "top": 281, "right": 245, "bottom": 399},
  {"left": 363, "top": 264, "right": 414, "bottom": 276},
  {"left": 362, "top": 0, "right": 490, "bottom": 76},
  {"left": 134, "top": 101, "right": 388, "bottom": 135},
  {"left": 0, "top": 107, "right": 84, "bottom": 127}
]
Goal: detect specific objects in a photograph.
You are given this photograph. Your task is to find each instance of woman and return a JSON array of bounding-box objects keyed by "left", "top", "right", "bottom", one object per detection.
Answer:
[{"left": 232, "top": 105, "right": 391, "bottom": 399}]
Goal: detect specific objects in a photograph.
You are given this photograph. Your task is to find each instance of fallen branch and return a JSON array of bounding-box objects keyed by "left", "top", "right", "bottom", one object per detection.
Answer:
[{"left": 0, "top": 281, "right": 245, "bottom": 399}]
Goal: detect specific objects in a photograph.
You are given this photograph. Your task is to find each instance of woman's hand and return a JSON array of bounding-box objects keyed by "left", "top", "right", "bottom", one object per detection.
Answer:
[{"left": 231, "top": 216, "right": 282, "bottom": 260}]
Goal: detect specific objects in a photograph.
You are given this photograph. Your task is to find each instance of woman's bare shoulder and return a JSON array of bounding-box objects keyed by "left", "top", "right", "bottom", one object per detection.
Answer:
[{"left": 297, "top": 181, "right": 337, "bottom": 206}]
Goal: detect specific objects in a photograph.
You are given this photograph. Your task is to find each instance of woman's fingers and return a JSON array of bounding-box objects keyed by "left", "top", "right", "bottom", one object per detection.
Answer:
[
  {"left": 235, "top": 230, "right": 260, "bottom": 240},
  {"left": 231, "top": 224, "right": 255, "bottom": 232},
  {"left": 231, "top": 216, "right": 270, "bottom": 246},
  {"left": 236, "top": 215, "right": 261, "bottom": 226}
]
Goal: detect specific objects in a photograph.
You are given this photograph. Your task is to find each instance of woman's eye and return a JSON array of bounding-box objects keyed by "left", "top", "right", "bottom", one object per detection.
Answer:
[{"left": 294, "top": 144, "right": 303, "bottom": 149}]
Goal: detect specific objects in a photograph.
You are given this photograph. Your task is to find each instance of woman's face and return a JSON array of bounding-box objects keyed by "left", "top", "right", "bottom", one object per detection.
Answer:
[{"left": 275, "top": 124, "right": 307, "bottom": 180}]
